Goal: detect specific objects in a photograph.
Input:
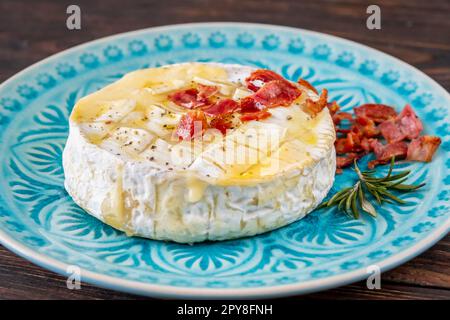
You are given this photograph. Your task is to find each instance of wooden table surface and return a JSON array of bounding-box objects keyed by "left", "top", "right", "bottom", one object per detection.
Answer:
[{"left": 0, "top": 0, "right": 449, "bottom": 300}]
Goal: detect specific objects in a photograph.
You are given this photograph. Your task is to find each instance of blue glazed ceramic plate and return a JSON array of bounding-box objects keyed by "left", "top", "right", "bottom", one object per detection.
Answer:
[{"left": 0, "top": 23, "right": 449, "bottom": 298}]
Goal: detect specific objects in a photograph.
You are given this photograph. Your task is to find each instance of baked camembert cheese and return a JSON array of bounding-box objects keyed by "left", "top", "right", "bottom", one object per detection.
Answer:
[{"left": 63, "top": 62, "right": 336, "bottom": 243}]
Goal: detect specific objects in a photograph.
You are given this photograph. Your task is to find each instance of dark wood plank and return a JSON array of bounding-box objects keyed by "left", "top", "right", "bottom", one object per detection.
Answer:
[
  {"left": 304, "top": 282, "right": 450, "bottom": 300},
  {"left": 0, "top": 0, "right": 448, "bottom": 300},
  {"left": 0, "top": 0, "right": 449, "bottom": 89},
  {"left": 0, "top": 246, "right": 144, "bottom": 300}
]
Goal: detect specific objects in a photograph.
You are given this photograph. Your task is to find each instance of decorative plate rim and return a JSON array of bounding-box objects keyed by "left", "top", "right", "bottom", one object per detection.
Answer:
[
  {"left": 0, "top": 217, "right": 448, "bottom": 298},
  {"left": 0, "top": 22, "right": 449, "bottom": 299}
]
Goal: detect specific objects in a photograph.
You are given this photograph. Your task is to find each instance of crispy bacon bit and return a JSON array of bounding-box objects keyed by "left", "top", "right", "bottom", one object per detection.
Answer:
[
  {"left": 354, "top": 104, "right": 397, "bottom": 123},
  {"left": 168, "top": 88, "right": 207, "bottom": 109},
  {"left": 353, "top": 116, "right": 379, "bottom": 138},
  {"left": 378, "top": 119, "right": 405, "bottom": 143},
  {"left": 202, "top": 98, "right": 238, "bottom": 116},
  {"left": 360, "top": 137, "right": 374, "bottom": 153},
  {"left": 379, "top": 104, "right": 423, "bottom": 143},
  {"left": 298, "top": 78, "right": 318, "bottom": 94},
  {"left": 335, "top": 138, "right": 351, "bottom": 155},
  {"left": 240, "top": 110, "right": 271, "bottom": 122},
  {"left": 253, "top": 80, "right": 301, "bottom": 108},
  {"left": 334, "top": 101, "right": 440, "bottom": 172},
  {"left": 406, "top": 136, "right": 441, "bottom": 162},
  {"left": 334, "top": 116, "right": 378, "bottom": 159},
  {"left": 305, "top": 89, "right": 328, "bottom": 117},
  {"left": 175, "top": 110, "right": 208, "bottom": 140},
  {"left": 239, "top": 96, "right": 264, "bottom": 113},
  {"left": 197, "top": 84, "right": 219, "bottom": 100},
  {"left": 368, "top": 140, "right": 408, "bottom": 168},
  {"left": 335, "top": 132, "right": 361, "bottom": 154},
  {"left": 327, "top": 101, "right": 341, "bottom": 116},
  {"left": 333, "top": 112, "right": 353, "bottom": 125},
  {"left": 396, "top": 104, "right": 423, "bottom": 140},
  {"left": 210, "top": 114, "right": 234, "bottom": 134},
  {"left": 245, "top": 69, "right": 285, "bottom": 92},
  {"left": 336, "top": 153, "right": 359, "bottom": 169}
]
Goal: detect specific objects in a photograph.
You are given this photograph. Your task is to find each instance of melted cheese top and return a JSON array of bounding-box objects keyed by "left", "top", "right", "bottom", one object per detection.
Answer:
[{"left": 70, "top": 63, "right": 335, "bottom": 201}]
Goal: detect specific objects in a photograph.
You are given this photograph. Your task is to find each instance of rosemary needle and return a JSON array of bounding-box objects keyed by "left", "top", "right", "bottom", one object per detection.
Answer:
[{"left": 319, "top": 157, "right": 425, "bottom": 219}]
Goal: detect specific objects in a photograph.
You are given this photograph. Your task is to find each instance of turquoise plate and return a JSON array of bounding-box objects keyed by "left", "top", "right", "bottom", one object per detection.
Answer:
[{"left": 0, "top": 23, "right": 449, "bottom": 298}]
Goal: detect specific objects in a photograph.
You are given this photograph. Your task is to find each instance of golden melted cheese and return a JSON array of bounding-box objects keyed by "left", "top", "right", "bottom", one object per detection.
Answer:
[
  {"left": 70, "top": 63, "right": 333, "bottom": 202},
  {"left": 71, "top": 64, "right": 229, "bottom": 123}
]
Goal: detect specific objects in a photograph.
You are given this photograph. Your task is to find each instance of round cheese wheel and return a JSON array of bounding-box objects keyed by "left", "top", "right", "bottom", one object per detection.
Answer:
[{"left": 63, "top": 62, "right": 336, "bottom": 243}]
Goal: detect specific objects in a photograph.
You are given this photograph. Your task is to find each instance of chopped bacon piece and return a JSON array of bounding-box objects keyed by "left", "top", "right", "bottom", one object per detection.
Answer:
[
  {"left": 335, "top": 116, "right": 377, "bottom": 154},
  {"left": 406, "top": 136, "right": 441, "bottom": 162},
  {"left": 396, "top": 104, "right": 423, "bottom": 140},
  {"left": 245, "top": 69, "right": 285, "bottom": 92},
  {"left": 297, "top": 78, "right": 318, "bottom": 94},
  {"left": 335, "top": 138, "right": 350, "bottom": 154},
  {"left": 379, "top": 104, "right": 423, "bottom": 143},
  {"left": 327, "top": 101, "right": 341, "bottom": 116},
  {"left": 335, "top": 132, "right": 361, "bottom": 154},
  {"left": 201, "top": 98, "right": 238, "bottom": 116},
  {"left": 354, "top": 104, "right": 397, "bottom": 123},
  {"left": 240, "top": 110, "right": 271, "bottom": 122},
  {"left": 371, "top": 140, "right": 408, "bottom": 160},
  {"left": 175, "top": 110, "right": 208, "bottom": 140},
  {"left": 253, "top": 80, "right": 301, "bottom": 108},
  {"left": 368, "top": 140, "right": 408, "bottom": 168},
  {"left": 239, "top": 96, "right": 264, "bottom": 113},
  {"left": 360, "top": 137, "right": 374, "bottom": 153},
  {"left": 333, "top": 112, "right": 353, "bottom": 125},
  {"left": 168, "top": 88, "right": 207, "bottom": 109},
  {"left": 367, "top": 161, "right": 378, "bottom": 169},
  {"left": 378, "top": 120, "right": 405, "bottom": 143},
  {"left": 197, "top": 84, "right": 219, "bottom": 100},
  {"left": 353, "top": 116, "right": 379, "bottom": 138},
  {"left": 210, "top": 114, "right": 234, "bottom": 134},
  {"left": 336, "top": 153, "right": 359, "bottom": 169},
  {"left": 333, "top": 102, "right": 439, "bottom": 169},
  {"left": 305, "top": 89, "right": 328, "bottom": 117}
]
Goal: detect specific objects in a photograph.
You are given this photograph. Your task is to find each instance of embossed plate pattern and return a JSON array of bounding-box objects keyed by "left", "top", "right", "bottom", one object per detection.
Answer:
[{"left": 0, "top": 23, "right": 449, "bottom": 298}]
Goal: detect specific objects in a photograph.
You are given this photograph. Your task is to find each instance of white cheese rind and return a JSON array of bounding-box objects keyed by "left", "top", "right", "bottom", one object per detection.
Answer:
[{"left": 63, "top": 62, "right": 336, "bottom": 243}]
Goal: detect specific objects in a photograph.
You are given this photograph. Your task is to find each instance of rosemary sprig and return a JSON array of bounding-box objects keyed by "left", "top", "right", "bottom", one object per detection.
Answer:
[{"left": 319, "top": 158, "right": 425, "bottom": 218}]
